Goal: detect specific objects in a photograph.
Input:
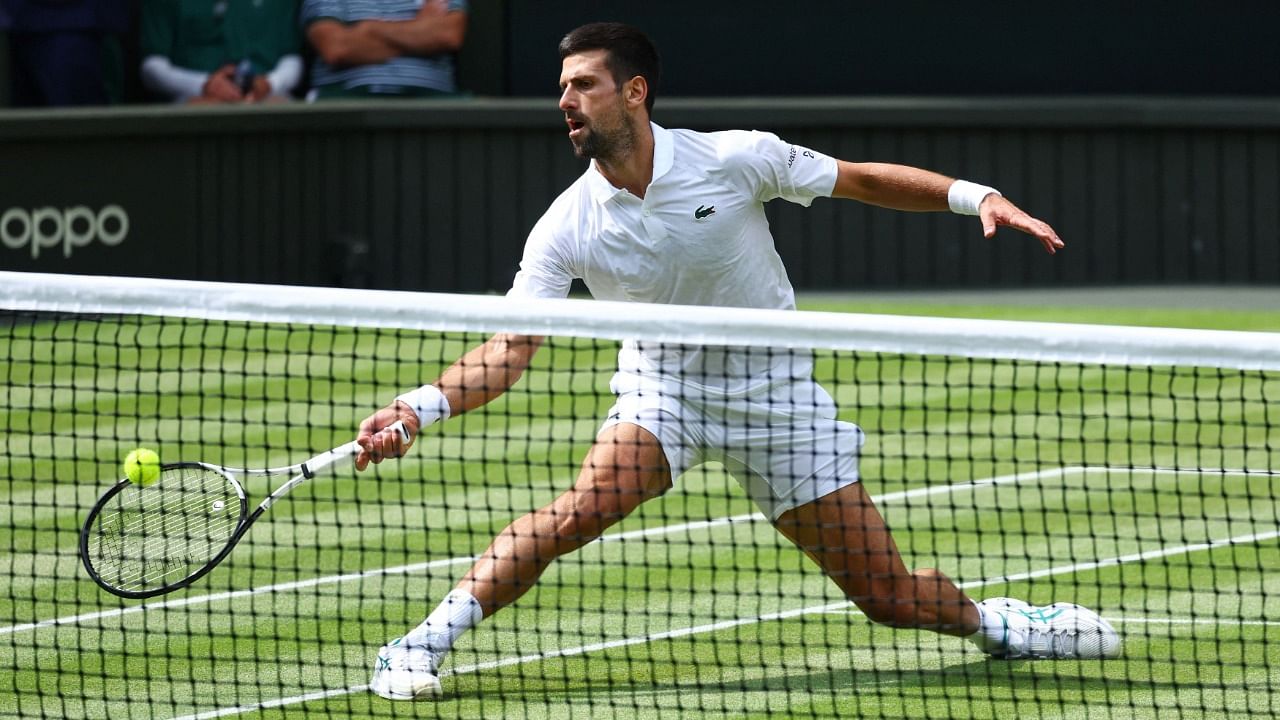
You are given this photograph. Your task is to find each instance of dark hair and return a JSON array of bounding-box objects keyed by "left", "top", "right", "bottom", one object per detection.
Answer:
[{"left": 558, "top": 22, "right": 661, "bottom": 113}]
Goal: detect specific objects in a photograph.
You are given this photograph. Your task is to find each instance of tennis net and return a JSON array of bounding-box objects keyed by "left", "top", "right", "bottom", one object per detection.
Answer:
[{"left": 2, "top": 271, "right": 1278, "bottom": 719}]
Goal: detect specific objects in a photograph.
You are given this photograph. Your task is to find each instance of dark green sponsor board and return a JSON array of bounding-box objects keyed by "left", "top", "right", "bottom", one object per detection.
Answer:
[{"left": 2, "top": 98, "right": 1277, "bottom": 289}]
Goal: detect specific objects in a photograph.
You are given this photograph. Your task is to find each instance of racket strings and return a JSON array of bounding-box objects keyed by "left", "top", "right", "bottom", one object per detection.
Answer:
[{"left": 87, "top": 467, "right": 241, "bottom": 593}]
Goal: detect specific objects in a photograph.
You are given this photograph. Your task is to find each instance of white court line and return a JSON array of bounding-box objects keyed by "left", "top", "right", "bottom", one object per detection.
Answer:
[
  {"left": 2, "top": 465, "right": 1077, "bottom": 638},
  {"left": 964, "top": 526, "right": 1280, "bottom": 588},
  {"left": 0, "top": 554, "right": 481, "bottom": 638},
  {"left": 172, "top": 523, "right": 1280, "bottom": 720},
  {"left": 175, "top": 601, "right": 850, "bottom": 720},
  {"left": 1112, "top": 616, "right": 1279, "bottom": 626},
  {"left": 8, "top": 464, "right": 1270, "bottom": 637},
  {"left": 816, "top": 607, "right": 1280, "bottom": 627}
]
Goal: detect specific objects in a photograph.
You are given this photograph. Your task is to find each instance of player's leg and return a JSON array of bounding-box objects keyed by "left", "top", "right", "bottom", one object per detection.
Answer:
[
  {"left": 724, "top": 377, "right": 976, "bottom": 631},
  {"left": 736, "top": 374, "right": 1120, "bottom": 659},
  {"left": 458, "top": 421, "right": 672, "bottom": 612},
  {"left": 371, "top": 422, "right": 672, "bottom": 700},
  {"left": 773, "top": 481, "right": 1122, "bottom": 659},
  {"left": 773, "top": 480, "right": 980, "bottom": 635}
]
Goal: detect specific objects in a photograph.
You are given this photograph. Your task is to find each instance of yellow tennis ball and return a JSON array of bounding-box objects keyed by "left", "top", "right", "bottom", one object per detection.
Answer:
[{"left": 124, "top": 448, "right": 162, "bottom": 487}]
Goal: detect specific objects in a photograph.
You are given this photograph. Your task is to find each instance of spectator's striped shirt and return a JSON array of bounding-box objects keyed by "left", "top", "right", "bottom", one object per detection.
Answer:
[{"left": 300, "top": 0, "right": 467, "bottom": 96}]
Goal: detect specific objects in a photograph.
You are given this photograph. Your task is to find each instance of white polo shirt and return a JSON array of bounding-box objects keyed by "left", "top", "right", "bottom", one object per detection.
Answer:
[{"left": 510, "top": 122, "right": 838, "bottom": 381}]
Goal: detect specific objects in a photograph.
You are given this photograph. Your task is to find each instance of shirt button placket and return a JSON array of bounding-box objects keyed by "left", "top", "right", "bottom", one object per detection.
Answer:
[{"left": 640, "top": 204, "right": 666, "bottom": 241}]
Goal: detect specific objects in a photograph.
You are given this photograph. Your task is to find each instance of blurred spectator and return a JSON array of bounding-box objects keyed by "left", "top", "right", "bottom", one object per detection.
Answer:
[
  {"left": 140, "top": 0, "right": 302, "bottom": 104},
  {"left": 4, "top": 0, "right": 131, "bottom": 107},
  {"left": 301, "top": 0, "right": 466, "bottom": 100}
]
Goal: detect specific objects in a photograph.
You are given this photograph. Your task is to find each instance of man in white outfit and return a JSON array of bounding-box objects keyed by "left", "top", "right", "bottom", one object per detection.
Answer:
[{"left": 357, "top": 21, "right": 1121, "bottom": 700}]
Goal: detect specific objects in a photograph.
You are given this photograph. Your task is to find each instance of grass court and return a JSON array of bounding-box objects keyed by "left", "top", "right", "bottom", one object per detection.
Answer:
[{"left": 2, "top": 296, "right": 1278, "bottom": 719}]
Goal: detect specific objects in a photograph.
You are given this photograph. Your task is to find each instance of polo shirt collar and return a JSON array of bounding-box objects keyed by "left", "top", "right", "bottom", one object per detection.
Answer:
[
  {"left": 586, "top": 122, "right": 674, "bottom": 204},
  {"left": 651, "top": 122, "right": 674, "bottom": 181}
]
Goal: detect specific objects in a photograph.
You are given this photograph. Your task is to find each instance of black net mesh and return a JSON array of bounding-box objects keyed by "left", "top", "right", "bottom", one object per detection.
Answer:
[{"left": 2, "top": 308, "right": 1277, "bottom": 719}]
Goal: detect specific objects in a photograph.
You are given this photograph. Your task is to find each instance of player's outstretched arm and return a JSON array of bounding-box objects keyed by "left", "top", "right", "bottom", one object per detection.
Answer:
[
  {"left": 831, "top": 160, "right": 1064, "bottom": 255},
  {"left": 356, "top": 332, "right": 544, "bottom": 469}
]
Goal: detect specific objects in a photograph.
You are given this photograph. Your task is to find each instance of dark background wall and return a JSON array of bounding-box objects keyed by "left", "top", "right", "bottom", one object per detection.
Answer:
[
  {"left": 1, "top": 98, "right": 1276, "bottom": 292},
  {"left": 501, "top": 2, "right": 1280, "bottom": 97},
  {"left": 0, "top": 30, "right": 9, "bottom": 106},
  {"left": 5, "top": 3, "right": 1278, "bottom": 104},
  {"left": 3, "top": 3, "right": 1277, "bottom": 291}
]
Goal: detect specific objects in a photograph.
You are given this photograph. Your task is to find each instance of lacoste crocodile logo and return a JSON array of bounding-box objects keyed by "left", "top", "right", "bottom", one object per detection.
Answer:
[{"left": 694, "top": 205, "right": 716, "bottom": 220}]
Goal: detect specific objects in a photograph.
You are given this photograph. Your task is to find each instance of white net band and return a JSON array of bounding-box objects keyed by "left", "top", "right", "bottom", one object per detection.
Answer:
[{"left": 4, "top": 271, "right": 1278, "bottom": 371}]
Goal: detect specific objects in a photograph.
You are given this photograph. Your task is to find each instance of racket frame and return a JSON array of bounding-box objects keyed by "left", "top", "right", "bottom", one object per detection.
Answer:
[
  {"left": 79, "top": 423, "right": 406, "bottom": 599},
  {"left": 79, "top": 463, "right": 249, "bottom": 599}
]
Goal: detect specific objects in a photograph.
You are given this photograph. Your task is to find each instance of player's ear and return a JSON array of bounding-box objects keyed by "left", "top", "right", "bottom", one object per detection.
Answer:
[{"left": 624, "top": 75, "right": 648, "bottom": 110}]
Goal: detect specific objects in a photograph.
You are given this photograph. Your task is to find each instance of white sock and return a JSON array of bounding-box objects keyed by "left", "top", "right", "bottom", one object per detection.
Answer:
[
  {"left": 968, "top": 600, "right": 1009, "bottom": 651},
  {"left": 403, "top": 589, "right": 483, "bottom": 654}
]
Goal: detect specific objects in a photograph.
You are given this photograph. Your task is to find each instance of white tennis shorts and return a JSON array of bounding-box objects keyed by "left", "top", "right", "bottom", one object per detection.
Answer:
[{"left": 600, "top": 368, "right": 866, "bottom": 521}]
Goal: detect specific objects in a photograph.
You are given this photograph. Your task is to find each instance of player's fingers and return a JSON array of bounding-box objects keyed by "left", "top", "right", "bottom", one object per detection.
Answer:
[
  {"left": 1024, "top": 218, "right": 1064, "bottom": 254},
  {"left": 355, "top": 412, "right": 391, "bottom": 469},
  {"left": 354, "top": 440, "right": 373, "bottom": 469},
  {"left": 356, "top": 406, "right": 418, "bottom": 471},
  {"left": 365, "top": 427, "right": 406, "bottom": 464},
  {"left": 388, "top": 426, "right": 413, "bottom": 455},
  {"left": 1040, "top": 230, "right": 1064, "bottom": 254},
  {"left": 356, "top": 416, "right": 379, "bottom": 448},
  {"left": 979, "top": 206, "right": 997, "bottom": 238},
  {"left": 377, "top": 427, "right": 404, "bottom": 459},
  {"left": 391, "top": 425, "right": 412, "bottom": 455},
  {"left": 994, "top": 212, "right": 1057, "bottom": 253}
]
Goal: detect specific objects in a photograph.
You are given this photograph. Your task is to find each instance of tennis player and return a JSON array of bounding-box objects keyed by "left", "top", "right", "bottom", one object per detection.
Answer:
[{"left": 357, "top": 22, "right": 1121, "bottom": 700}]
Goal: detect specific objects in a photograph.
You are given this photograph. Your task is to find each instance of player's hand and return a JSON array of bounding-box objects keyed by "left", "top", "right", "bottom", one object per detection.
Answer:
[
  {"left": 979, "top": 195, "right": 1065, "bottom": 255},
  {"left": 355, "top": 403, "right": 419, "bottom": 471},
  {"left": 201, "top": 64, "right": 244, "bottom": 103}
]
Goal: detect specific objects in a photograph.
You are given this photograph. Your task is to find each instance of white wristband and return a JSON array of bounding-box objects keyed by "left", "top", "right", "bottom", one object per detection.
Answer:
[
  {"left": 948, "top": 180, "right": 1001, "bottom": 216},
  {"left": 395, "top": 384, "right": 451, "bottom": 428}
]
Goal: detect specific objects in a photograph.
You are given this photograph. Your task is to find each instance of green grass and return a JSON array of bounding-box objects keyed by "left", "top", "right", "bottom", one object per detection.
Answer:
[
  {"left": 794, "top": 299, "right": 1280, "bottom": 332},
  {"left": 2, "top": 299, "right": 1278, "bottom": 719}
]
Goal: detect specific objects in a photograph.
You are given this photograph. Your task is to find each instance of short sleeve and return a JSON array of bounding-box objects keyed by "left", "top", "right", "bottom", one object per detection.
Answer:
[
  {"left": 718, "top": 131, "right": 838, "bottom": 207},
  {"left": 507, "top": 213, "right": 575, "bottom": 299}
]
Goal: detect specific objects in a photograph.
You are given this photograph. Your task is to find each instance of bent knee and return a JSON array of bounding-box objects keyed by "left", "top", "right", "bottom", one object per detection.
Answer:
[{"left": 545, "top": 482, "right": 660, "bottom": 547}]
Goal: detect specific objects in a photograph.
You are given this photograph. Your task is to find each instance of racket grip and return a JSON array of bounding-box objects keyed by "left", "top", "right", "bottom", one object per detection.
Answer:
[
  {"left": 386, "top": 420, "right": 410, "bottom": 442},
  {"left": 304, "top": 421, "right": 411, "bottom": 476},
  {"left": 305, "top": 442, "right": 362, "bottom": 476}
]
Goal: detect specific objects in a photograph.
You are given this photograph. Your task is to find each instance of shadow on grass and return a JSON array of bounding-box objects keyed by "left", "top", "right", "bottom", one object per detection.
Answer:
[{"left": 436, "top": 655, "right": 1185, "bottom": 700}]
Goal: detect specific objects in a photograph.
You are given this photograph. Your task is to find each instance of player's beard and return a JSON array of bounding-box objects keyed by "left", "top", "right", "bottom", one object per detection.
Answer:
[{"left": 570, "top": 98, "right": 637, "bottom": 163}]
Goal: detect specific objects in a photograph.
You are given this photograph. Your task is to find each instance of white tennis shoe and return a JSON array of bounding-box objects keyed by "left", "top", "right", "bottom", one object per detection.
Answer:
[
  {"left": 977, "top": 597, "right": 1122, "bottom": 660},
  {"left": 370, "top": 638, "right": 444, "bottom": 700}
]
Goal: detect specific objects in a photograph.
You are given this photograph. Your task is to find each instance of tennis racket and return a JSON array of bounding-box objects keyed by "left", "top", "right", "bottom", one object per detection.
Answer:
[{"left": 79, "top": 422, "right": 409, "bottom": 599}]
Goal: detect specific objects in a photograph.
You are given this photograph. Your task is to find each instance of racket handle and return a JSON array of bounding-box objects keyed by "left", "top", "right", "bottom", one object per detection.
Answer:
[
  {"left": 303, "top": 421, "right": 411, "bottom": 477},
  {"left": 386, "top": 420, "right": 410, "bottom": 443}
]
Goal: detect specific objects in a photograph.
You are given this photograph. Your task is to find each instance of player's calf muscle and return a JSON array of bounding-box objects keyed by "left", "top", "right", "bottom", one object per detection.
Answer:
[
  {"left": 856, "top": 578, "right": 947, "bottom": 627},
  {"left": 851, "top": 570, "right": 978, "bottom": 633}
]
